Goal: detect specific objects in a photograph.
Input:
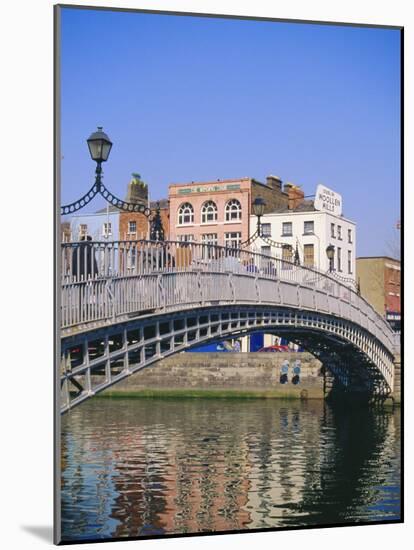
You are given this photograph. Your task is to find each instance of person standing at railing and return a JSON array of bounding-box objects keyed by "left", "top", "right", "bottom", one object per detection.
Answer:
[
  {"left": 71, "top": 236, "right": 99, "bottom": 322},
  {"left": 246, "top": 257, "right": 259, "bottom": 274},
  {"left": 263, "top": 261, "right": 277, "bottom": 278},
  {"left": 71, "top": 236, "right": 98, "bottom": 281}
]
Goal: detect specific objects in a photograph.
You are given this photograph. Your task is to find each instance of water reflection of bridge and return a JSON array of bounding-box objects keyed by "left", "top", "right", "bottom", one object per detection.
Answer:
[
  {"left": 59, "top": 240, "right": 398, "bottom": 412},
  {"left": 60, "top": 400, "right": 400, "bottom": 541}
]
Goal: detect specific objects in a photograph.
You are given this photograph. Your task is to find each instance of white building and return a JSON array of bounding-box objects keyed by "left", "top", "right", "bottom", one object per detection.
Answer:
[
  {"left": 68, "top": 208, "right": 120, "bottom": 242},
  {"left": 250, "top": 185, "right": 357, "bottom": 282}
]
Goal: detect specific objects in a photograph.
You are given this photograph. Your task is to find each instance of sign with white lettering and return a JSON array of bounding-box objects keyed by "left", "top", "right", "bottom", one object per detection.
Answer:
[
  {"left": 178, "top": 184, "right": 241, "bottom": 194},
  {"left": 314, "top": 185, "right": 342, "bottom": 216}
]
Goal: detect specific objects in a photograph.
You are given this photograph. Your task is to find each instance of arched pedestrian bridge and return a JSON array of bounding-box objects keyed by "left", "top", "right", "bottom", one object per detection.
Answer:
[{"left": 59, "top": 240, "right": 398, "bottom": 413}]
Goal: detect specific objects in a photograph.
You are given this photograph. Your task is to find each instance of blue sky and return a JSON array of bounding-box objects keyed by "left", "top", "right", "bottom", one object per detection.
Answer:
[{"left": 60, "top": 7, "right": 401, "bottom": 256}]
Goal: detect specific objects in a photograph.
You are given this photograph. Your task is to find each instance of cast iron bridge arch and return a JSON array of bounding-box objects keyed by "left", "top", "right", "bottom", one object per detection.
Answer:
[{"left": 59, "top": 240, "right": 398, "bottom": 413}]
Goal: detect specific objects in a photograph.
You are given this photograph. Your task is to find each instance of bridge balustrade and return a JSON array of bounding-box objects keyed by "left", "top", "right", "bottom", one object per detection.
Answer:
[
  {"left": 60, "top": 240, "right": 395, "bottom": 354},
  {"left": 59, "top": 240, "right": 400, "bottom": 411}
]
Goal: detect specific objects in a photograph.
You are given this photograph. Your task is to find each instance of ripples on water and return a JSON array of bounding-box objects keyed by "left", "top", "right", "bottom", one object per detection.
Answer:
[{"left": 60, "top": 399, "right": 400, "bottom": 541}]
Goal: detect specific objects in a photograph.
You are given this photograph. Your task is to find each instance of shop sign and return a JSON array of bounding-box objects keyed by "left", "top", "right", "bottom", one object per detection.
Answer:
[{"left": 314, "top": 185, "right": 342, "bottom": 216}]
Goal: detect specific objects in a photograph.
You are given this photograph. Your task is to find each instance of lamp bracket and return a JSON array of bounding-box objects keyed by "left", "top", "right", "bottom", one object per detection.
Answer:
[{"left": 61, "top": 181, "right": 152, "bottom": 217}]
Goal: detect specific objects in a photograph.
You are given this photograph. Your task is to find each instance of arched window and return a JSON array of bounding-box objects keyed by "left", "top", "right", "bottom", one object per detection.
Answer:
[
  {"left": 178, "top": 202, "right": 194, "bottom": 225},
  {"left": 225, "top": 199, "right": 242, "bottom": 221},
  {"left": 201, "top": 200, "right": 218, "bottom": 223}
]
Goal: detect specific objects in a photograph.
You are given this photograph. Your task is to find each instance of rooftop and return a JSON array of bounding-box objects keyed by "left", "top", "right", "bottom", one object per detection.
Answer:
[
  {"left": 356, "top": 256, "right": 400, "bottom": 263},
  {"left": 269, "top": 200, "right": 316, "bottom": 214}
]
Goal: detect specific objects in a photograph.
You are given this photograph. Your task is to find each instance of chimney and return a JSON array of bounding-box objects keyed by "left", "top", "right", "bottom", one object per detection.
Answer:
[
  {"left": 266, "top": 175, "right": 282, "bottom": 190},
  {"left": 284, "top": 183, "right": 305, "bottom": 210},
  {"left": 126, "top": 173, "right": 148, "bottom": 204}
]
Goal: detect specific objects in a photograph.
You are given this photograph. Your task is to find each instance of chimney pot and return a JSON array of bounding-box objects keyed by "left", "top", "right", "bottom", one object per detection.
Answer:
[{"left": 266, "top": 175, "right": 282, "bottom": 190}]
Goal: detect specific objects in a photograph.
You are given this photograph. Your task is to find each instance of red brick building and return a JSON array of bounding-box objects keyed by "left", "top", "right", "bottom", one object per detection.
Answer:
[{"left": 118, "top": 174, "right": 169, "bottom": 240}]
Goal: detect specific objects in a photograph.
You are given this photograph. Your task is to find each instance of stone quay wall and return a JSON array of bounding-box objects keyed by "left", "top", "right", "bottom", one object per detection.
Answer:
[
  {"left": 102, "top": 352, "right": 324, "bottom": 399},
  {"left": 393, "top": 354, "right": 401, "bottom": 404}
]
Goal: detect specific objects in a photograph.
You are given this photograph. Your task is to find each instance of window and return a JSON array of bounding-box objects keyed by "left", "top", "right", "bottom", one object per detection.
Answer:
[
  {"left": 304, "top": 244, "right": 314, "bottom": 267},
  {"left": 261, "top": 245, "right": 271, "bottom": 256},
  {"left": 304, "top": 221, "right": 314, "bottom": 235},
  {"left": 331, "top": 223, "right": 335, "bottom": 238},
  {"left": 348, "top": 229, "right": 352, "bottom": 243},
  {"left": 261, "top": 223, "right": 271, "bottom": 237},
  {"left": 225, "top": 199, "right": 242, "bottom": 221},
  {"left": 178, "top": 202, "right": 194, "bottom": 225},
  {"left": 79, "top": 224, "right": 88, "bottom": 238},
  {"left": 202, "top": 233, "right": 218, "bottom": 259},
  {"left": 102, "top": 222, "right": 112, "bottom": 237},
  {"left": 337, "top": 247, "right": 342, "bottom": 271},
  {"left": 282, "top": 245, "right": 293, "bottom": 269},
  {"left": 178, "top": 234, "right": 194, "bottom": 243},
  {"left": 224, "top": 232, "right": 242, "bottom": 248},
  {"left": 282, "top": 222, "right": 292, "bottom": 236},
  {"left": 348, "top": 250, "right": 352, "bottom": 274},
  {"left": 128, "top": 221, "right": 137, "bottom": 233},
  {"left": 337, "top": 225, "right": 342, "bottom": 240},
  {"left": 127, "top": 247, "right": 136, "bottom": 270},
  {"left": 202, "top": 233, "right": 218, "bottom": 246},
  {"left": 201, "top": 200, "right": 218, "bottom": 223}
]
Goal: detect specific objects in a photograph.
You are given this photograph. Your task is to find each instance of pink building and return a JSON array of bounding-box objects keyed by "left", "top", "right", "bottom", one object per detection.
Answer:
[{"left": 169, "top": 176, "right": 293, "bottom": 247}]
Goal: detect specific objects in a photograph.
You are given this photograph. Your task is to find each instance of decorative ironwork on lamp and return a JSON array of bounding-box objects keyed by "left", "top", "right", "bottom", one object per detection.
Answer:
[
  {"left": 237, "top": 197, "right": 299, "bottom": 265},
  {"left": 61, "top": 127, "right": 165, "bottom": 241}
]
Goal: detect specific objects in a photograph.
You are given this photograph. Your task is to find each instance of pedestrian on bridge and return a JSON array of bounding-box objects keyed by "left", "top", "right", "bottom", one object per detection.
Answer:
[
  {"left": 71, "top": 236, "right": 98, "bottom": 281},
  {"left": 246, "top": 258, "right": 259, "bottom": 273},
  {"left": 71, "top": 236, "right": 99, "bottom": 323}
]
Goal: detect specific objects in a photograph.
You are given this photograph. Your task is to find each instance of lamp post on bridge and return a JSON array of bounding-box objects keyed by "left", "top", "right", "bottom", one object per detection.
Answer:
[
  {"left": 326, "top": 245, "right": 335, "bottom": 273},
  {"left": 250, "top": 196, "right": 300, "bottom": 265},
  {"left": 252, "top": 197, "right": 266, "bottom": 235},
  {"left": 61, "top": 127, "right": 165, "bottom": 241},
  {"left": 87, "top": 126, "right": 113, "bottom": 188},
  {"left": 325, "top": 244, "right": 359, "bottom": 293}
]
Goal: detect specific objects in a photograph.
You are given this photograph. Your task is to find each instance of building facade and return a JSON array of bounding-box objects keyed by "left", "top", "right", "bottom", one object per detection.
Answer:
[
  {"left": 119, "top": 174, "right": 169, "bottom": 240},
  {"left": 168, "top": 175, "right": 301, "bottom": 246},
  {"left": 69, "top": 208, "right": 120, "bottom": 242},
  {"left": 356, "top": 256, "right": 401, "bottom": 330},
  {"left": 119, "top": 201, "right": 169, "bottom": 241},
  {"left": 250, "top": 197, "right": 357, "bottom": 281}
]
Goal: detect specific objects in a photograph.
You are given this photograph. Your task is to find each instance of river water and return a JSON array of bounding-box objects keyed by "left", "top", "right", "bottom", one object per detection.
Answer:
[{"left": 60, "top": 398, "right": 401, "bottom": 542}]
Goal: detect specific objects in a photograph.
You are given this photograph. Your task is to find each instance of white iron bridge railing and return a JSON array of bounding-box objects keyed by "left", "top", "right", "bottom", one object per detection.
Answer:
[{"left": 60, "top": 239, "right": 395, "bottom": 353}]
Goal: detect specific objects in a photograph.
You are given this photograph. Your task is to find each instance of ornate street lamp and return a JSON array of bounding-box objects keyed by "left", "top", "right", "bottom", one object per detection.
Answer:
[
  {"left": 61, "top": 127, "right": 165, "bottom": 241},
  {"left": 237, "top": 196, "right": 299, "bottom": 265},
  {"left": 252, "top": 197, "right": 266, "bottom": 235},
  {"left": 86, "top": 127, "right": 112, "bottom": 196},
  {"left": 326, "top": 245, "right": 335, "bottom": 272},
  {"left": 87, "top": 126, "right": 113, "bottom": 165},
  {"left": 149, "top": 201, "right": 165, "bottom": 242}
]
